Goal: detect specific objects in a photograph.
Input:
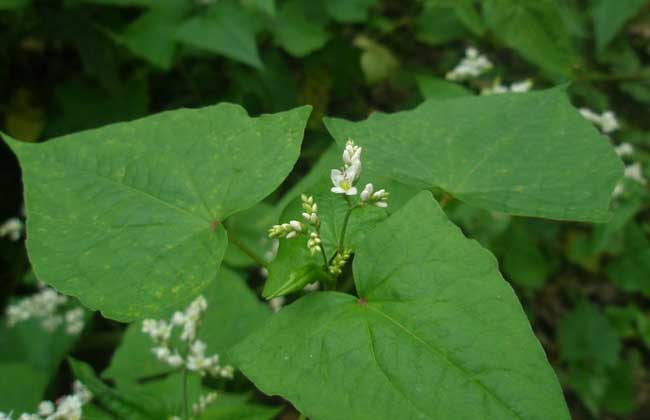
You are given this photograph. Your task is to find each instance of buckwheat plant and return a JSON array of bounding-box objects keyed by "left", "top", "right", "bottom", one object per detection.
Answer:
[
  {"left": 0, "top": 380, "right": 91, "bottom": 420},
  {"left": 269, "top": 139, "right": 388, "bottom": 283},
  {"left": 141, "top": 295, "right": 233, "bottom": 420},
  {"left": 6, "top": 283, "right": 85, "bottom": 335}
]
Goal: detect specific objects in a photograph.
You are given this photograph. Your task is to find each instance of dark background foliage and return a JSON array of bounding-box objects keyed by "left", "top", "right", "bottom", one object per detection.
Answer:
[{"left": 1, "top": 0, "right": 649, "bottom": 419}]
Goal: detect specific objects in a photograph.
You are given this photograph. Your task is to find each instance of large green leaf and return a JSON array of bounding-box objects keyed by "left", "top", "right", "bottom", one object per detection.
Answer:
[
  {"left": 103, "top": 268, "right": 270, "bottom": 382},
  {"left": 324, "top": 87, "right": 623, "bottom": 222},
  {"left": 231, "top": 192, "right": 570, "bottom": 420},
  {"left": 2, "top": 104, "right": 311, "bottom": 321}
]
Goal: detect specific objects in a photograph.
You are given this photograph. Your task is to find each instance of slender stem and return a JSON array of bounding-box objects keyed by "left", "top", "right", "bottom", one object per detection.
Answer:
[
  {"left": 316, "top": 226, "right": 329, "bottom": 268},
  {"left": 182, "top": 368, "right": 190, "bottom": 420},
  {"left": 228, "top": 233, "right": 268, "bottom": 268},
  {"left": 338, "top": 197, "right": 356, "bottom": 252},
  {"left": 298, "top": 414, "right": 307, "bottom": 420}
]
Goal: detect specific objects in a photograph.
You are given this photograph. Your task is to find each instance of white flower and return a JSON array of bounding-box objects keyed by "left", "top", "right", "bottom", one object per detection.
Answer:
[
  {"left": 342, "top": 139, "right": 362, "bottom": 168},
  {"left": 193, "top": 392, "right": 218, "bottom": 415},
  {"left": 330, "top": 168, "right": 358, "bottom": 195},
  {"left": 510, "top": 79, "right": 533, "bottom": 93},
  {"left": 624, "top": 163, "right": 647, "bottom": 185},
  {"left": 0, "top": 217, "right": 23, "bottom": 241},
  {"left": 360, "top": 183, "right": 373, "bottom": 202},
  {"left": 6, "top": 285, "right": 69, "bottom": 332},
  {"left": 152, "top": 346, "right": 170, "bottom": 360},
  {"left": 269, "top": 221, "right": 304, "bottom": 239},
  {"left": 446, "top": 47, "right": 493, "bottom": 81},
  {"left": 482, "top": 79, "right": 533, "bottom": 95},
  {"left": 269, "top": 296, "right": 285, "bottom": 313},
  {"left": 0, "top": 412, "right": 12, "bottom": 420},
  {"left": 38, "top": 401, "right": 55, "bottom": 416},
  {"left": 615, "top": 143, "right": 634, "bottom": 157},
  {"left": 360, "top": 183, "right": 389, "bottom": 208},
  {"left": 54, "top": 395, "right": 83, "bottom": 419},
  {"left": 301, "top": 195, "right": 319, "bottom": 225},
  {"left": 166, "top": 353, "right": 184, "bottom": 368},
  {"left": 579, "top": 108, "right": 619, "bottom": 133},
  {"left": 600, "top": 111, "right": 619, "bottom": 134},
  {"left": 307, "top": 232, "right": 322, "bottom": 256},
  {"left": 64, "top": 308, "right": 85, "bottom": 335},
  {"left": 18, "top": 415, "right": 38, "bottom": 420}
]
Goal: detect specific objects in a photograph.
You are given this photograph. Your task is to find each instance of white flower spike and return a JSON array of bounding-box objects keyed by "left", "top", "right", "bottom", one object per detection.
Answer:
[
  {"left": 579, "top": 108, "right": 619, "bottom": 134},
  {"left": 446, "top": 47, "right": 493, "bottom": 81},
  {"left": 0, "top": 217, "right": 23, "bottom": 241}
]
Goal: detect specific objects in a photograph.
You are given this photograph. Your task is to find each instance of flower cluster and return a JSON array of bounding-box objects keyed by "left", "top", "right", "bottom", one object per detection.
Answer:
[
  {"left": 268, "top": 220, "right": 304, "bottom": 239},
  {"left": 5, "top": 283, "right": 85, "bottom": 335},
  {"left": 0, "top": 217, "right": 23, "bottom": 241},
  {"left": 192, "top": 392, "right": 218, "bottom": 416},
  {"left": 0, "top": 381, "right": 92, "bottom": 420},
  {"left": 579, "top": 108, "right": 620, "bottom": 134},
  {"left": 330, "top": 140, "right": 389, "bottom": 208},
  {"left": 446, "top": 47, "right": 493, "bottom": 81},
  {"left": 141, "top": 295, "right": 234, "bottom": 379},
  {"left": 269, "top": 194, "right": 326, "bottom": 257},
  {"left": 329, "top": 248, "right": 351, "bottom": 276},
  {"left": 481, "top": 79, "right": 533, "bottom": 95}
]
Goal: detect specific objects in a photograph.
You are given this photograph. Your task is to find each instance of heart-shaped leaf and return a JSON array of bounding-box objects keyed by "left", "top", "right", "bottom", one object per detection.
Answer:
[
  {"left": 324, "top": 87, "right": 623, "bottom": 222},
  {"left": 231, "top": 192, "right": 570, "bottom": 420},
  {"left": 2, "top": 104, "right": 311, "bottom": 321}
]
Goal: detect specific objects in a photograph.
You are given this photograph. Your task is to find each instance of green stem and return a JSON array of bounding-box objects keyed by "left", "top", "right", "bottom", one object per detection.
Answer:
[
  {"left": 228, "top": 233, "right": 267, "bottom": 268},
  {"left": 316, "top": 226, "right": 329, "bottom": 268},
  {"left": 298, "top": 414, "right": 307, "bottom": 420},
  {"left": 182, "top": 368, "right": 190, "bottom": 420},
  {"left": 338, "top": 197, "right": 356, "bottom": 252}
]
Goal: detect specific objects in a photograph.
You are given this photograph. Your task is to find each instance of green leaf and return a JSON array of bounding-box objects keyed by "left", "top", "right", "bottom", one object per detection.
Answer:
[
  {"left": 0, "top": 363, "right": 48, "bottom": 413},
  {"left": 2, "top": 104, "right": 311, "bottom": 321},
  {"left": 501, "top": 220, "right": 552, "bottom": 291},
  {"left": 200, "top": 393, "right": 281, "bottom": 420},
  {"left": 223, "top": 202, "right": 278, "bottom": 268},
  {"left": 415, "top": 75, "right": 473, "bottom": 100},
  {"left": 558, "top": 301, "right": 621, "bottom": 368},
  {"left": 176, "top": 0, "right": 263, "bottom": 69},
  {"left": 353, "top": 36, "right": 399, "bottom": 84},
  {"left": 103, "top": 268, "right": 270, "bottom": 381},
  {"left": 273, "top": 0, "right": 329, "bottom": 57},
  {"left": 232, "top": 192, "right": 570, "bottom": 420},
  {"left": 415, "top": 2, "right": 468, "bottom": 45},
  {"left": 324, "top": 87, "right": 623, "bottom": 222},
  {"left": 0, "top": 311, "right": 84, "bottom": 412},
  {"left": 323, "top": 0, "right": 377, "bottom": 23},
  {"left": 0, "top": 0, "right": 29, "bottom": 10},
  {"left": 70, "top": 358, "right": 159, "bottom": 419},
  {"left": 606, "top": 222, "right": 650, "bottom": 296},
  {"left": 119, "top": 8, "right": 183, "bottom": 70},
  {"left": 483, "top": 0, "right": 578, "bottom": 77},
  {"left": 263, "top": 176, "right": 387, "bottom": 299},
  {"left": 592, "top": 0, "right": 647, "bottom": 53}
]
